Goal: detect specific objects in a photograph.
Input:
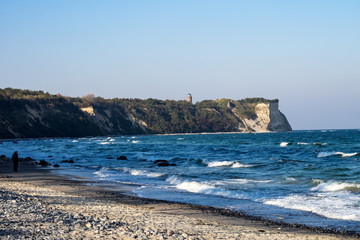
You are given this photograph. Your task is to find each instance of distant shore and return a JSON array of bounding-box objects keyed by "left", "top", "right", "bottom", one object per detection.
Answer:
[{"left": 0, "top": 155, "right": 357, "bottom": 240}]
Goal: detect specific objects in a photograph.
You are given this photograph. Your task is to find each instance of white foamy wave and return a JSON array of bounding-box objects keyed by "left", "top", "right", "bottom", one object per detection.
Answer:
[
  {"left": 177, "top": 138, "right": 184, "bottom": 140},
  {"left": 109, "top": 138, "right": 116, "bottom": 142},
  {"left": 134, "top": 153, "right": 147, "bottom": 160},
  {"left": 172, "top": 180, "right": 248, "bottom": 199},
  {"left": 133, "top": 153, "right": 159, "bottom": 162},
  {"left": 207, "top": 161, "right": 252, "bottom": 168},
  {"left": 339, "top": 152, "right": 358, "bottom": 157},
  {"left": 280, "top": 142, "right": 288, "bottom": 147},
  {"left": 317, "top": 151, "right": 358, "bottom": 158},
  {"left": 208, "top": 161, "right": 233, "bottom": 167},
  {"left": 147, "top": 173, "right": 165, "bottom": 178},
  {"left": 132, "top": 140, "right": 140, "bottom": 143},
  {"left": 72, "top": 140, "right": 79, "bottom": 143},
  {"left": 94, "top": 167, "right": 114, "bottom": 179},
  {"left": 123, "top": 168, "right": 164, "bottom": 178},
  {"left": 176, "top": 181, "right": 215, "bottom": 193},
  {"left": 166, "top": 176, "right": 181, "bottom": 185},
  {"left": 297, "top": 142, "right": 310, "bottom": 145},
  {"left": 264, "top": 192, "right": 360, "bottom": 221},
  {"left": 311, "top": 181, "right": 360, "bottom": 192},
  {"left": 129, "top": 169, "right": 146, "bottom": 176},
  {"left": 99, "top": 142, "right": 111, "bottom": 145},
  {"left": 231, "top": 162, "right": 253, "bottom": 168},
  {"left": 221, "top": 179, "right": 272, "bottom": 185}
]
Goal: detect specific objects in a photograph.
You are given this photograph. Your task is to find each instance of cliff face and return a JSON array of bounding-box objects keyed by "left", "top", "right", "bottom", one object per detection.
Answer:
[
  {"left": 0, "top": 89, "right": 292, "bottom": 139},
  {"left": 235, "top": 102, "right": 292, "bottom": 132}
]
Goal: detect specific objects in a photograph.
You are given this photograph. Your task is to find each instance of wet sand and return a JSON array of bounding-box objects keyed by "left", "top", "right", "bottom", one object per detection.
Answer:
[{"left": 0, "top": 157, "right": 358, "bottom": 239}]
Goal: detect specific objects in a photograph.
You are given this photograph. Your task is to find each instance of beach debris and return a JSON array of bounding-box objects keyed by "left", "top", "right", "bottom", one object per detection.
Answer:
[{"left": 117, "top": 155, "right": 128, "bottom": 160}]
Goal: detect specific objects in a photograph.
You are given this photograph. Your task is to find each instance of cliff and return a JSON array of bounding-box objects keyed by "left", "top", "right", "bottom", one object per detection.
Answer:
[{"left": 0, "top": 88, "right": 291, "bottom": 139}]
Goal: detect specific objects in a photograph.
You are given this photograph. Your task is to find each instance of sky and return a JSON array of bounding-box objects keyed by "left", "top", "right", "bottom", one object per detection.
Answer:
[{"left": 0, "top": 1, "right": 359, "bottom": 130}]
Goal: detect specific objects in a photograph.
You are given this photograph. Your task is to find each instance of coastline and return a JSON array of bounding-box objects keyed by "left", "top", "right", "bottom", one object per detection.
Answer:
[{"left": 0, "top": 159, "right": 358, "bottom": 239}]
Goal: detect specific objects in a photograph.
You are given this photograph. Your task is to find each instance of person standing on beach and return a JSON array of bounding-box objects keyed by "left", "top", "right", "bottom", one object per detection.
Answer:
[{"left": 12, "top": 151, "right": 19, "bottom": 172}]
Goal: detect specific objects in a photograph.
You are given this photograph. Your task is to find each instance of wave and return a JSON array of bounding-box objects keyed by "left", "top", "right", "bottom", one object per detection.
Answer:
[
  {"left": 94, "top": 167, "right": 115, "bottom": 179},
  {"left": 313, "top": 142, "right": 327, "bottom": 146},
  {"left": 311, "top": 181, "right": 360, "bottom": 193},
  {"left": 297, "top": 142, "right": 310, "bottom": 145},
  {"left": 218, "top": 179, "right": 272, "bottom": 185},
  {"left": 264, "top": 192, "right": 360, "bottom": 221},
  {"left": 280, "top": 142, "right": 288, "bottom": 147},
  {"left": 207, "top": 161, "right": 253, "bottom": 168},
  {"left": 208, "top": 161, "right": 233, "bottom": 167},
  {"left": 317, "top": 151, "right": 358, "bottom": 158},
  {"left": 122, "top": 167, "right": 165, "bottom": 178},
  {"left": 166, "top": 176, "right": 249, "bottom": 199},
  {"left": 132, "top": 140, "right": 140, "bottom": 143},
  {"left": 133, "top": 153, "right": 168, "bottom": 162},
  {"left": 176, "top": 181, "right": 215, "bottom": 193},
  {"left": 231, "top": 162, "right": 253, "bottom": 168}
]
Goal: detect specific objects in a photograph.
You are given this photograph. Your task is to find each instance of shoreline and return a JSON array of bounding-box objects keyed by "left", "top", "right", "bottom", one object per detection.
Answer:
[{"left": 0, "top": 159, "right": 358, "bottom": 239}]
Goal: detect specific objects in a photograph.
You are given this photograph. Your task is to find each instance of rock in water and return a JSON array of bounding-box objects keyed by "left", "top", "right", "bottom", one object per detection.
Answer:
[
  {"left": 117, "top": 156, "right": 128, "bottom": 160},
  {"left": 154, "top": 160, "right": 168, "bottom": 164},
  {"left": 39, "top": 160, "right": 51, "bottom": 166},
  {"left": 157, "top": 162, "right": 170, "bottom": 167}
]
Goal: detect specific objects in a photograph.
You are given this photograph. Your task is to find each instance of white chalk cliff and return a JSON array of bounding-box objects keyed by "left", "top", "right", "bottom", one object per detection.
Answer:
[{"left": 230, "top": 101, "right": 292, "bottom": 133}]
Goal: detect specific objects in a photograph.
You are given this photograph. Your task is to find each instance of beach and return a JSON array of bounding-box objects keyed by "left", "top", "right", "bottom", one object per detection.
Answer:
[{"left": 0, "top": 156, "right": 356, "bottom": 240}]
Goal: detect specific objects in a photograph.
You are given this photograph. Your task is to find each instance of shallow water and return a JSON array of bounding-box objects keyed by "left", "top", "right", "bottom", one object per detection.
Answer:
[{"left": 1, "top": 129, "right": 360, "bottom": 232}]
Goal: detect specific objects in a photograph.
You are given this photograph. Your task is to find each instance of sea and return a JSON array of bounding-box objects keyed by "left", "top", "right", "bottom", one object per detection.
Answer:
[{"left": 1, "top": 129, "right": 360, "bottom": 232}]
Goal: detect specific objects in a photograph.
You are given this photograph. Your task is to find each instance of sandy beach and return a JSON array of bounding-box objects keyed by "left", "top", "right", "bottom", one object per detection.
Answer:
[{"left": 0, "top": 156, "right": 357, "bottom": 240}]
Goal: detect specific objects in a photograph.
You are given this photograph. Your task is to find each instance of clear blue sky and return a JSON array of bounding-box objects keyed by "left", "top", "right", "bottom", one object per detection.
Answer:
[{"left": 1, "top": 1, "right": 359, "bottom": 130}]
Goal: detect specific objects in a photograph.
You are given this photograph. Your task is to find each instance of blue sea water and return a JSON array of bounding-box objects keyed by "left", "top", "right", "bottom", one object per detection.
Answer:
[{"left": 1, "top": 129, "right": 360, "bottom": 232}]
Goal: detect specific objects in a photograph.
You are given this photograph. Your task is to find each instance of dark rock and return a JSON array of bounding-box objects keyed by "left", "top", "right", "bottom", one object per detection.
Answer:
[
  {"left": 24, "top": 157, "right": 34, "bottom": 161},
  {"left": 53, "top": 164, "right": 60, "bottom": 168},
  {"left": 169, "top": 163, "right": 177, "bottom": 166},
  {"left": 154, "top": 160, "right": 168, "bottom": 164},
  {"left": 117, "top": 155, "right": 128, "bottom": 160},
  {"left": 61, "top": 160, "right": 75, "bottom": 163},
  {"left": 107, "top": 156, "right": 113, "bottom": 159},
  {"left": 48, "top": 155, "right": 53, "bottom": 158},
  {"left": 39, "top": 160, "right": 51, "bottom": 166},
  {"left": 157, "top": 162, "right": 170, "bottom": 167},
  {"left": 0, "top": 155, "right": 6, "bottom": 159}
]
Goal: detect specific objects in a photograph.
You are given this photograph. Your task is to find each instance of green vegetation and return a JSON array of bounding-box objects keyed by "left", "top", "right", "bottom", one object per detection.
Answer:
[{"left": 0, "top": 88, "right": 282, "bottom": 138}]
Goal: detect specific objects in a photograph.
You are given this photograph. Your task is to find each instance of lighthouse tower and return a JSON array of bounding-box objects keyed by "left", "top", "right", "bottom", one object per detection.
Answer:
[{"left": 186, "top": 93, "right": 192, "bottom": 103}]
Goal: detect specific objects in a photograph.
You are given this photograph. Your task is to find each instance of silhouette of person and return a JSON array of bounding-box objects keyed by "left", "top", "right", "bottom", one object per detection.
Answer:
[{"left": 12, "top": 151, "right": 19, "bottom": 172}]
